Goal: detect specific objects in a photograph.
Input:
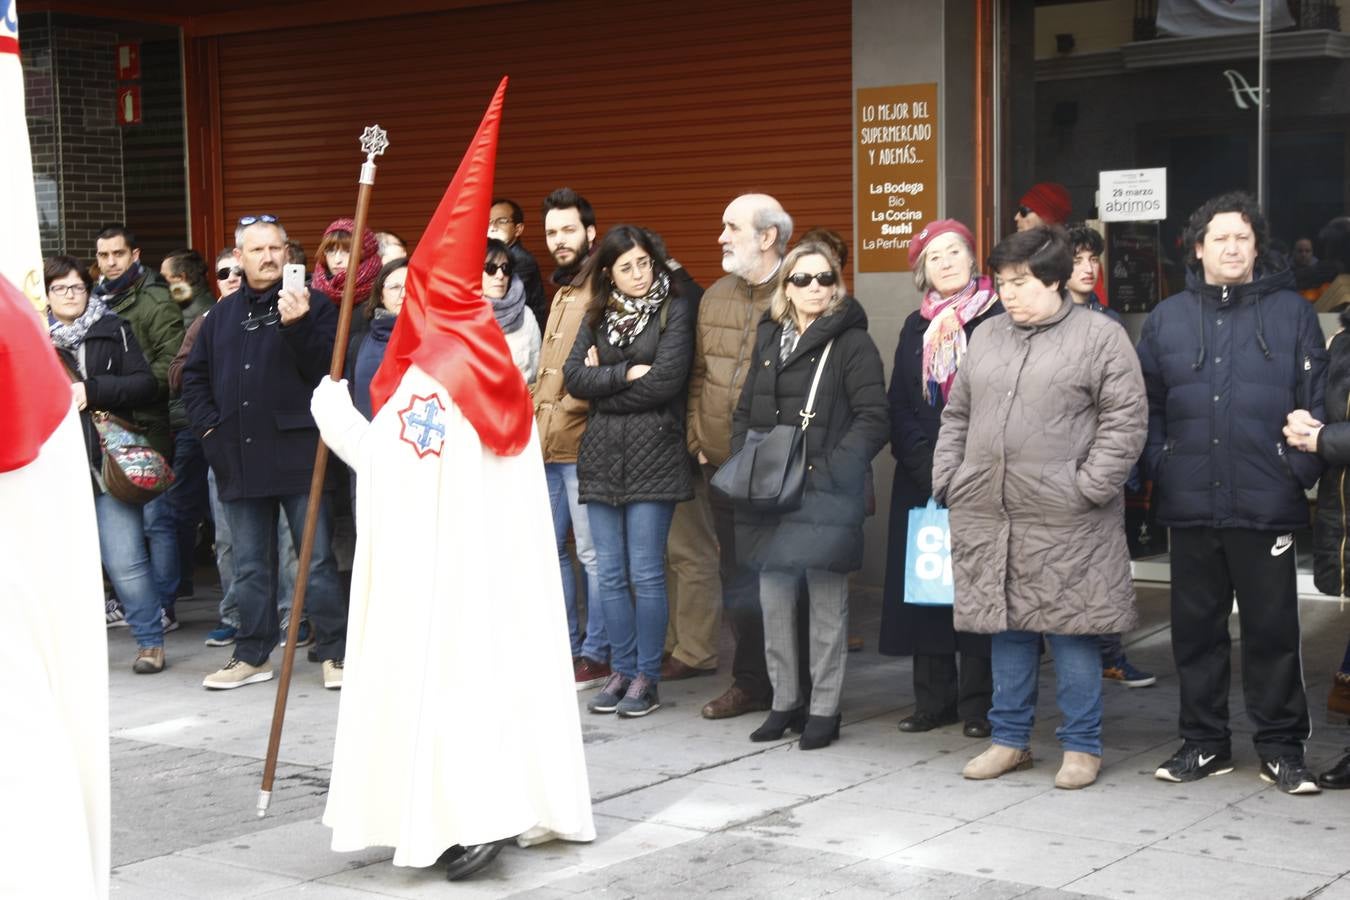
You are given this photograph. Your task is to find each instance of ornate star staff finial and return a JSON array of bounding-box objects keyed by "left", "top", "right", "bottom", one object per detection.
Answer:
[{"left": 360, "top": 125, "right": 389, "bottom": 161}]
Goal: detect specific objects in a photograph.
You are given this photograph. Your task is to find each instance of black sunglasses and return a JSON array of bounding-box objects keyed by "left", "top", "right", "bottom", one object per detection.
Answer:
[
  {"left": 483, "top": 261, "right": 512, "bottom": 276},
  {"left": 786, "top": 271, "right": 838, "bottom": 288},
  {"left": 216, "top": 266, "right": 240, "bottom": 280},
  {"left": 1016, "top": 205, "right": 1033, "bottom": 218},
  {"left": 241, "top": 306, "right": 280, "bottom": 331},
  {"left": 238, "top": 214, "right": 278, "bottom": 227}
]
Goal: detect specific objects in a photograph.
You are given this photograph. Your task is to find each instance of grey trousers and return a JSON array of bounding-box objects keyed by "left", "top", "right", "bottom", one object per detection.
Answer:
[{"left": 761, "top": 568, "right": 849, "bottom": 716}]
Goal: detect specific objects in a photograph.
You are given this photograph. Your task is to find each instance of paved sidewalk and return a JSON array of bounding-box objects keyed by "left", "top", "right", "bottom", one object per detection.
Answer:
[{"left": 106, "top": 584, "right": 1350, "bottom": 899}]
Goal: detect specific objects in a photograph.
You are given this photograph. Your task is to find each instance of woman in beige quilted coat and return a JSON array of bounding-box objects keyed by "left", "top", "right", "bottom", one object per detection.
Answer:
[{"left": 932, "top": 226, "right": 1147, "bottom": 790}]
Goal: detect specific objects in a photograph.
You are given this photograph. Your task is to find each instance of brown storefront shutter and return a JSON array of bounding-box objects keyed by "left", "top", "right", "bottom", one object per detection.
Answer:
[{"left": 210, "top": 0, "right": 852, "bottom": 289}]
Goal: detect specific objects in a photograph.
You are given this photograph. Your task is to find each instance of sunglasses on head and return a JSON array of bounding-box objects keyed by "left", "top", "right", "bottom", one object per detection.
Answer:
[
  {"left": 483, "top": 261, "right": 512, "bottom": 276},
  {"left": 786, "top": 271, "right": 838, "bottom": 288},
  {"left": 237, "top": 214, "right": 278, "bottom": 227},
  {"left": 216, "top": 266, "right": 240, "bottom": 280}
]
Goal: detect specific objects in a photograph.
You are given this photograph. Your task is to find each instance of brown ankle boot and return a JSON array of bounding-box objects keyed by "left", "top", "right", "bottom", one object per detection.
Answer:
[
  {"left": 1329, "top": 675, "right": 1350, "bottom": 718},
  {"left": 962, "top": 744, "right": 1033, "bottom": 780},
  {"left": 1054, "top": 751, "right": 1101, "bottom": 789}
]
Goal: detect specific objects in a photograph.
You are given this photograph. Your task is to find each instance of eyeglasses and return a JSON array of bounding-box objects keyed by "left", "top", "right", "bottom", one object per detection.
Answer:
[
  {"left": 1015, "top": 205, "right": 1033, "bottom": 219},
  {"left": 488, "top": 217, "right": 515, "bottom": 229},
  {"left": 786, "top": 271, "right": 838, "bottom": 288},
  {"left": 483, "top": 261, "right": 512, "bottom": 276},
  {"left": 241, "top": 306, "right": 281, "bottom": 331},
  {"left": 617, "top": 256, "right": 653, "bottom": 276},
  {"left": 237, "top": 214, "right": 278, "bottom": 227},
  {"left": 49, "top": 283, "right": 89, "bottom": 297},
  {"left": 216, "top": 266, "right": 240, "bottom": 280}
]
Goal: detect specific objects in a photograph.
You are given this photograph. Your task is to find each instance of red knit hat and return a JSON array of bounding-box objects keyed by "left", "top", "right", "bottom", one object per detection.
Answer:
[
  {"left": 1018, "top": 182, "right": 1072, "bottom": 225},
  {"left": 908, "top": 219, "right": 975, "bottom": 270}
]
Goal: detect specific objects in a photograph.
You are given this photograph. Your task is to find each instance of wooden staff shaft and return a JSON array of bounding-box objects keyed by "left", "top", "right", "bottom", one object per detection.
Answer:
[{"left": 257, "top": 171, "right": 376, "bottom": 817}]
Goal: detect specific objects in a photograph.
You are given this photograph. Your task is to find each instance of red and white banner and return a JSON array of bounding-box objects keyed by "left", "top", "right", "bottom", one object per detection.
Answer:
[
  {"left": 1157, "top": 0, "right": 1295, "bottom": 37},
  {"left": 2, "top": 0, "right": 45, "bottom": 311}
]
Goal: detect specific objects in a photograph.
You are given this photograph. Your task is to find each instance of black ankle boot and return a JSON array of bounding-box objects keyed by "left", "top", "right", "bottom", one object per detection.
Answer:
[
  {"left": 750, "top": 707, "right": 806, "bottom": 742},
  {"left": 798, "top": 713, "right": 841, "bottom": 750},
  {"left": 443, "top": 839, "right": 508, "bottom": 881}
]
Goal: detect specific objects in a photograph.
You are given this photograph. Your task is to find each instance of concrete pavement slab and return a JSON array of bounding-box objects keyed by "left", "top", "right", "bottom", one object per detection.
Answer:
[{"left": 1065, "top": 846, "right": 1331, "bottom": 899}]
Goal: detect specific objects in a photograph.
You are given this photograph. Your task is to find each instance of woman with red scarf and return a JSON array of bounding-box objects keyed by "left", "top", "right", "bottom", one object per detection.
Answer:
[
  {"left": 313, "top": 217, "right": 381, "bottom": 308},
  {"left": 879, "top": 219, "right": 1003, "bottom": 739}
]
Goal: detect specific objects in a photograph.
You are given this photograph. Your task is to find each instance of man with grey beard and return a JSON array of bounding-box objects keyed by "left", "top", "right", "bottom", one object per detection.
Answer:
[{"left": 682, "top": 193, "right": 792, "bottom": 720}]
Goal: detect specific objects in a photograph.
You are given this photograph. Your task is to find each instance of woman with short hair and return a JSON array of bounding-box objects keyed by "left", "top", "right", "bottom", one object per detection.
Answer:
[
  {"left": 932, "top": 226, "right": 1147, "bottom": 790},
  {"left": 732, "top": 241, "right": 888, "bottom": 750},
  {"left": 484, "top": 238, "right": 541, "bottom": 384}
]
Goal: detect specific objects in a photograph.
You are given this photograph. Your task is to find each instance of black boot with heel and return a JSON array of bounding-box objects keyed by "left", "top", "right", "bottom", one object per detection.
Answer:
[
  {"left": 798, "top": 713, "right": 841, "bottom": 750},
  {"left": 750, "top": 708, "right": 806, "bottom": 742}
]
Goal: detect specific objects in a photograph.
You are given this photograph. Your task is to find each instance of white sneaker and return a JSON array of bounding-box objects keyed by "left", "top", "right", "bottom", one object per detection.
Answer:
[
  {"left": 322, "top": 659, "right": 344, "bottom": 690},
  {"left": 161, "top": 608, "right": 180, "bottom": 633},
  {"left": 105, "top": 597, "right": 127, "bottom": 627}
]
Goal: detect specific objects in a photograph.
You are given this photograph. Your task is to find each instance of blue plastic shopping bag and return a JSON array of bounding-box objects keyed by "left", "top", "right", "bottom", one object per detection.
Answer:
[{"left": 905, "top": 499, "right": 954, "bottom": 606}]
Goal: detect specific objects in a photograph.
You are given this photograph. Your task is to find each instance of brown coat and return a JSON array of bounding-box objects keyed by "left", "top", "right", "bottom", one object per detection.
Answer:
[
  {"left": 686, "top": 271, "right": 777, "bottom": 466},
  {"left": 931, "top": 300, "right": 1147, "bottom": 636},
  {"left": 532, "top": 279, "right": 592, "bottom": 462}
]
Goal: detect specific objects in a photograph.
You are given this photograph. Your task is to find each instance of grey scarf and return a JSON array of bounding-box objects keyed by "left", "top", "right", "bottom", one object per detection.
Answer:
[
  {"left": 49, "top": 294, "right": 108, "bottom": 351},
  {"left": 490, "top": 276, "right": 528, "bottom": 334}
]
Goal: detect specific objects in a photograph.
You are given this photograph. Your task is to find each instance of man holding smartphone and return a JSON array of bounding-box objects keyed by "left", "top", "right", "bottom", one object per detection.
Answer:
[{"left": 181, "top": 214, "right": 348, "bottom": 691}]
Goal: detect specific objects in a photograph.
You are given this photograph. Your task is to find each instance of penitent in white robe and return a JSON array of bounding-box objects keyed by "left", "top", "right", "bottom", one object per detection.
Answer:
[
  {"left": 312, "top": 365, "right": 594, "bottom": 868},
  {"left": 0, "top": 406, "right": 110, "bottom": 898}
]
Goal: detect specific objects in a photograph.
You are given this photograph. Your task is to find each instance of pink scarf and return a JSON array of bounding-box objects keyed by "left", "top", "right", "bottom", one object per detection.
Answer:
[
  {"left": 311, "top": 219, "right": 381, "bottom": 306},
  {"left": 920, "top": 275, "right": 997, "bottom": 404}
]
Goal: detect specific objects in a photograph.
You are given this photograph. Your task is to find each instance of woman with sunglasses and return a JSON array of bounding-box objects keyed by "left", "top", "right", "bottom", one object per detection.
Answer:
[
  {"left": 563, "top": 225, "right": 694, "bottom": 718},
  {"left": 732, "top": 241, "right": 888, "bottom": 749},
  {"left": 45, "top": 254, "right": 168, "bottom": 673},
  {"left": 879, "top": 220, "right": 1003, "bottom": 740},
  {"left": 484, "top": 239, "right": 540, "bottom": 384}
]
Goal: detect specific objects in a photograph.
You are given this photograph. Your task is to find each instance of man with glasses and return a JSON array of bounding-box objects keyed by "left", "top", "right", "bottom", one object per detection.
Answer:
[
  {"left": 182, "top": 214, "right": 347, "bottom": 691},
  {"left": 685, "top": 193, "right": 794, "bottom": 720},
  {"left": 93, "top": 225, "right": 186, "bottom": 632},
  {"left": 488, "top": 197, "right": 546, "bottom": 329}
]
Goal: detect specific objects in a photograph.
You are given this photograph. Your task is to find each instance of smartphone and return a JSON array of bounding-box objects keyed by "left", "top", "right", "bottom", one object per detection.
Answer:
[{"left": 282, "top": 263, "right": 305, "bottom": 296}]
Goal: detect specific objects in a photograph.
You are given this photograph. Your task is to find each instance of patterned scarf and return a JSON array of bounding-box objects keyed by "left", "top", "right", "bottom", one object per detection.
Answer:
[
  {"left": 778, "top": 317, "right": 801, "bottom": 364},
  {"left": 489, "top": 276, "right": 528, "bottom": 334},
  {"left": 48, "top": 294, "right": 108, "bottom": 351},
  {"left": 604, "top": 271, "right": 670, "bottom": 348},
  {"left": 920, "top": 275, "right": 997, "bottom": 404},
  {"left": 311, "top": 221, "right": 381, "bottom": 305}
]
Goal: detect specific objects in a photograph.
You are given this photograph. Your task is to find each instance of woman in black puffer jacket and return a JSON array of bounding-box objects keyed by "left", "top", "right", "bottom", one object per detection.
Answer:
[
  {"left": 731, "top": 240, "right": 889, "bottom": 750},
  {"left": 45, "top": 255, "right": 166, "bottom": 674},
  {"left": 1284, "top": 308, "right": 1350, "bottom": 789},
  {"left": 564, "top": 225, "right": 694, "bottom": 719}
]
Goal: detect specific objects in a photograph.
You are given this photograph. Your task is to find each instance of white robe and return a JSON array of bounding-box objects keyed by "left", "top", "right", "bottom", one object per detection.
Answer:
[
  {"left": 0, "top": 406, "right": 110, "bottom": 898},
  {"left": 312, "top": 365, "right": 594, "bottom": 867}
]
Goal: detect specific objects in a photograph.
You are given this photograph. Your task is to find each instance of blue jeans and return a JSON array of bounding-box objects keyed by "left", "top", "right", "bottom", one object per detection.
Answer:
[
  {"left": 990, "top": 630, "right": 1104, "bottom": 756},
  {"left": 546, "top": 463, "right": 606, "bottom": 661},
  {"left": 96, "top": 492, "right": 164, "bottom": 648},
  {"left": 208, "top": 469, "right": 296, "bottom": 630},
  {"left": 586, "top": 500, "right": 675, "bottom": 680},
  {"left": 219, "top": 492, "right": 344, "bottom": 666},
  {"left": 142, "top": 493, "right": 180, "bottom": 614},
  {"left": 167, "top": 430, "right": 210, "bottom": 595}
]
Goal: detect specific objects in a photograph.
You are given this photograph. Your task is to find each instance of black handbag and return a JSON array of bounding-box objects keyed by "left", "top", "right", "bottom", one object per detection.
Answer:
[{"left": 710, "top": 339, "right": 833, "bottom": 513}]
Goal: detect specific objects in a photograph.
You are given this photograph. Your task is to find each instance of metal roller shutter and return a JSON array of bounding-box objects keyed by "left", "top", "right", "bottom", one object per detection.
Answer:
[{"left": 209, "top": 0, "right": 852, "bottom": 287}]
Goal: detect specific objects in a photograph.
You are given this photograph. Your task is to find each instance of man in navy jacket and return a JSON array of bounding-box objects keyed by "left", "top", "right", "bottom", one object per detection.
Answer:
[
  {"left": 182, "top": 215, "right": 347, "bottom": 691},
  {"left": 1138, "top": 191, "right": 1326, "bottom": 794}
]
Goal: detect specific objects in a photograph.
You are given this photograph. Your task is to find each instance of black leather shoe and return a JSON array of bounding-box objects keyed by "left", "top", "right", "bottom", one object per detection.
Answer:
[
  {"left": 963, "top": 718, "right": 992, "bottom": 738},
  {"left": 799, "top": 713, "right": 841, "bottom": 750},
  {"left": 443, "top": 840, "right": 507, "bottom": 881},
  {"left": 750, "top": 708, "right": 806, "bottom": 742},
  {"left": 1318, "top": 750, "right": 1350, "bottom": 790},
  {"left": 897, "top": 711, "right": 957, "bottom": 733}
]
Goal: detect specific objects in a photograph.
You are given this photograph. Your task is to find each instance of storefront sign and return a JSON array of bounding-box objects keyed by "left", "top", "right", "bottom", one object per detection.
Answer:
[
  {"left": 1107, "top": 222, "right": 1162, "bottom": 312},
  {"left": 856, "top": 83, "right": 938, "bottom": 272},
  {"left": 1099, "top": 167, "right": 1166, "bottom": 223}
]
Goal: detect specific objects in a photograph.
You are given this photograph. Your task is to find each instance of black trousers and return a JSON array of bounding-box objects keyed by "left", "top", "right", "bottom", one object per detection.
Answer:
[
  {"left": 913, "top": 652, "right": 992, "bottom": 721},
  {"left": 1169, "top": 526, "right": 1310, "bottom": 758}
]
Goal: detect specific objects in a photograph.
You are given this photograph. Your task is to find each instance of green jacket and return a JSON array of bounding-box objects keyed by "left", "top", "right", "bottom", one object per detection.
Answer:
[{"left": 102, "top": 269, "right": 184, "bottom": 456}]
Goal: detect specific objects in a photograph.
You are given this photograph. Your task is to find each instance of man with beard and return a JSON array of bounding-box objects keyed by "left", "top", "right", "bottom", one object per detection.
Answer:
[
  {"left": 687, "top": 193, "right": 793, "bottom": 720},
  {"left": 533, "top": 188, "right": 611, "bottom": 689},
  {"left": 182, "top": 215, "right": 347, "bottom": 691},
  {"left": 94, "top": 226, "right": 185, "bottom": 629}
]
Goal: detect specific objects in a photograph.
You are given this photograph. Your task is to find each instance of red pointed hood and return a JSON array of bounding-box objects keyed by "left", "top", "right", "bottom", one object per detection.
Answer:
[
  {"left": 368, "top": 77, "right": 532, "bottom": 457},
  {"left": 0, "top": 275, "right": 70, "bottom": 473}
]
